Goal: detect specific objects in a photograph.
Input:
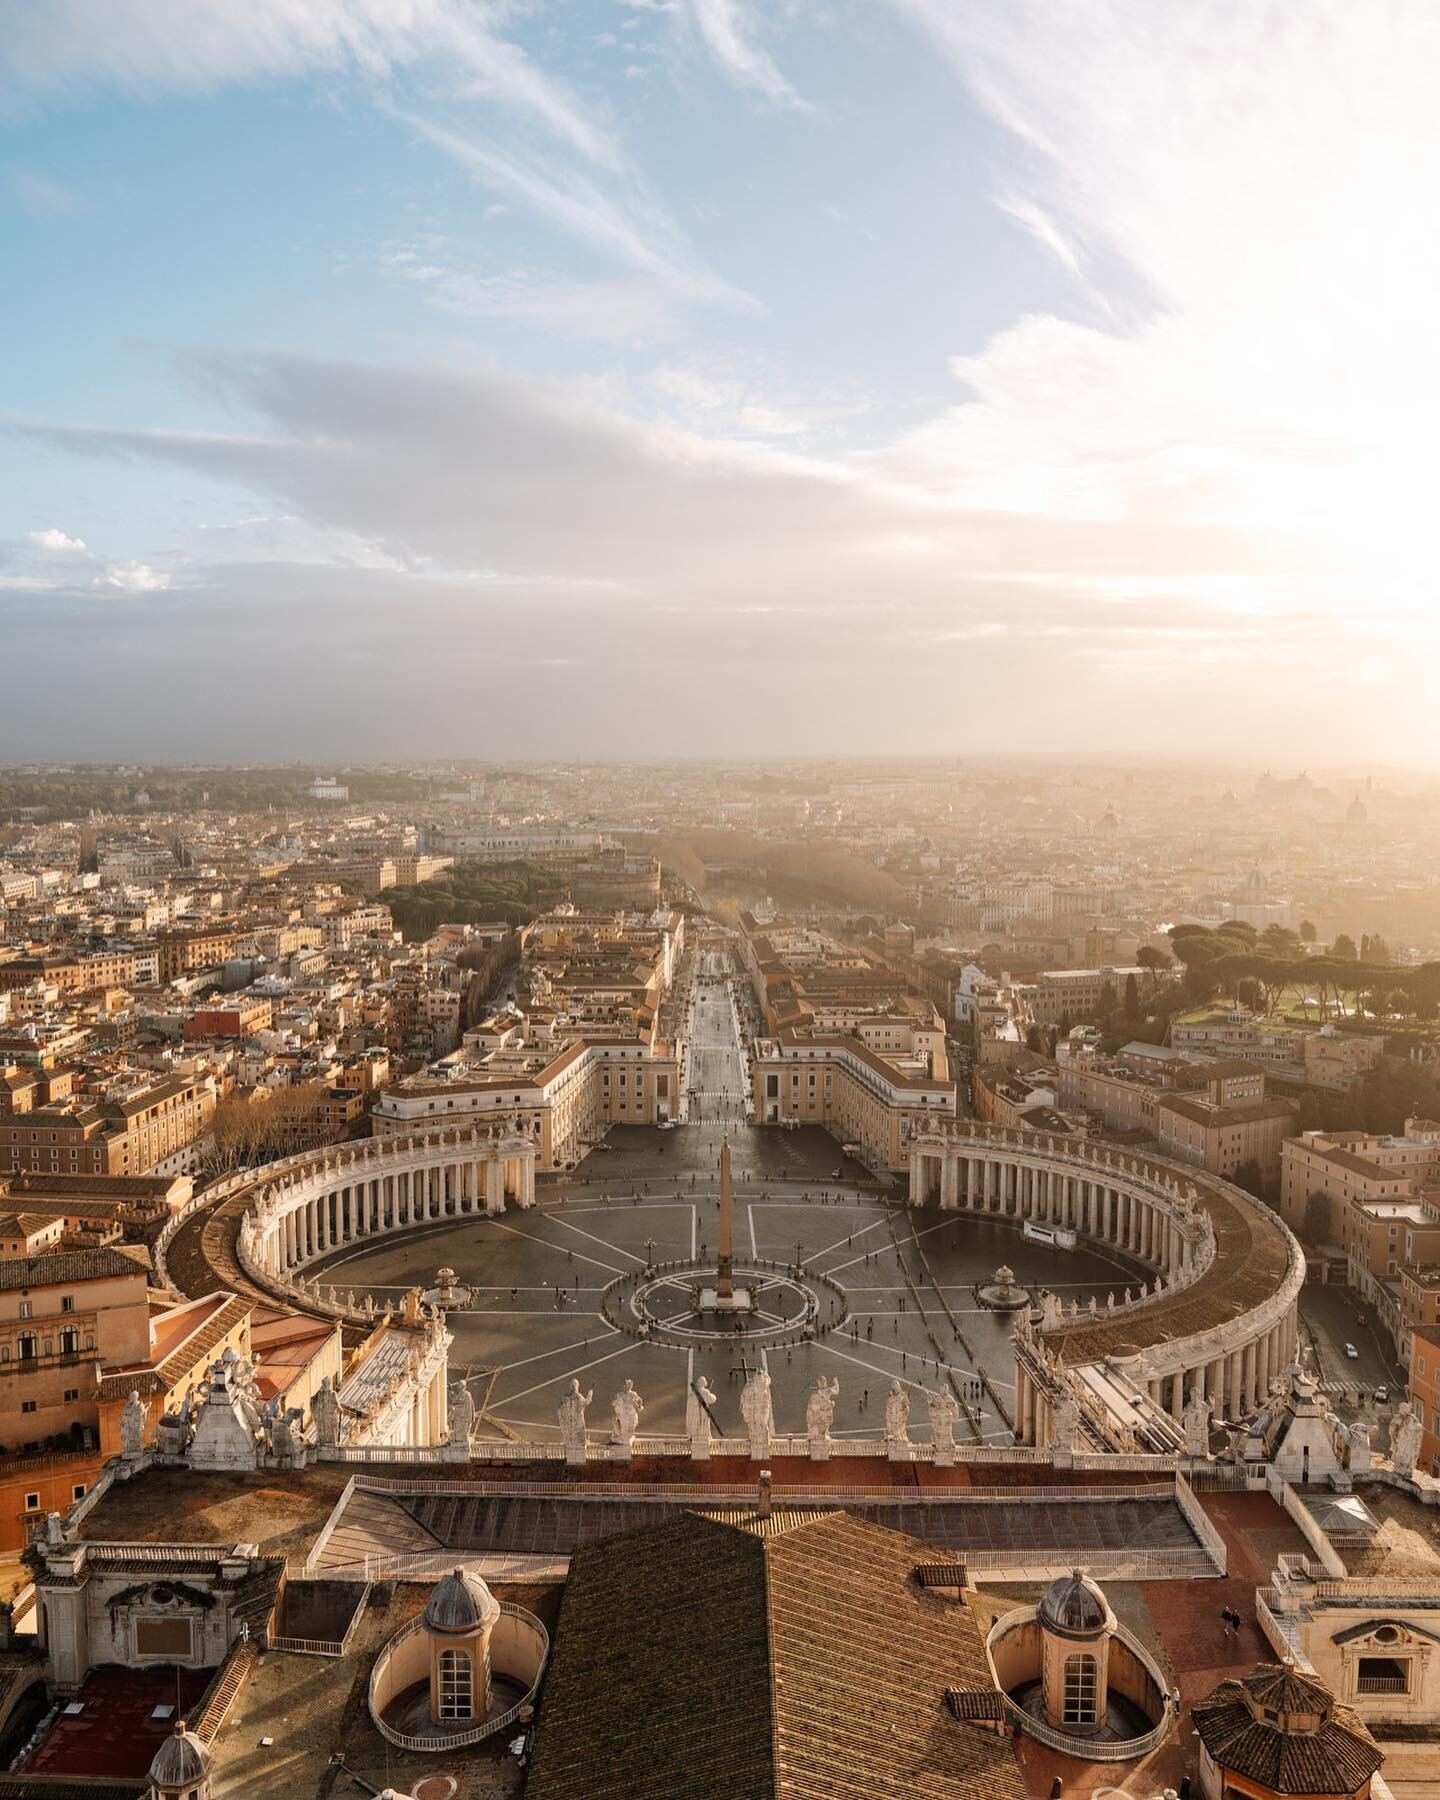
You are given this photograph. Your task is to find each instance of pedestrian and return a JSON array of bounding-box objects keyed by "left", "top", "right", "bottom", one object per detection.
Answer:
[{"left": 1220, "top": 1608, "right": 1231, "bottom": 1638}]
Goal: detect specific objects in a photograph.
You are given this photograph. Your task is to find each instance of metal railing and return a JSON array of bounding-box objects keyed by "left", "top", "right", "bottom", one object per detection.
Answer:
[
  {"left": 983, "top": 1606, "right": 1174, "bottom": 1762},
  {"left": 348, "top": 1473, "right": 1178, "bottom": 1505},
  {"left": 270, "top": 1582, "right": 371, "bottom": 1657},
  {"left": 1356, "top": 1676, "right": 1409, "bottom": 1694},
  {"left": 368, "top": 1602, "right": 548, "bottom": 1753}
]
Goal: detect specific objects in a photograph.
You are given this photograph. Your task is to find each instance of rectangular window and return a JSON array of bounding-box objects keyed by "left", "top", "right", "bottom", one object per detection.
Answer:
[
  {"left": 21, "top": 1401, "right": 36, "bottom": 1414},
  {"left": 23, "top": 1493, "right": 38, "bottom": 1511}
]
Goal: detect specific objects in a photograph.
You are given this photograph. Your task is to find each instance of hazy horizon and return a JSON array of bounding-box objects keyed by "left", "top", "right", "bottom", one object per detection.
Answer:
[{"left": 3, "top": 1, "right": 1436, "bottom": 762}]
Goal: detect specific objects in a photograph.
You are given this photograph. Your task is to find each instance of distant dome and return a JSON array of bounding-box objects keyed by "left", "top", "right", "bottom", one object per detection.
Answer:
[
  {"left": 1346, "top": 794, "right": 1368, "bottom": 823},
  {"left": 1038, "top": 1569, "right": 1112, "bottom": 1639},
  {"left": 149, "top": 1720, "right": 209, "bottom": 1788},
  {"left": 423, "top": 1565, "right": 500, "bottom": 1635}
]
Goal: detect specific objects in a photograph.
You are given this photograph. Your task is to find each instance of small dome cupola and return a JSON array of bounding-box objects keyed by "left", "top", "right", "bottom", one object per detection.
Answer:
[
  {"left": 1039, "top": 1569, "right": 1113, "bottom": 1641},
  {"left": 423, "top": 1566, "right": 500, "bottom": 1636},
  {"left": 1242, "top": 1662, "right": 1331, "bottom": 1733},
  {"left": 148, "top": 1719, "right": 211, "bottom": 1799},
  {"left": 422, "top": 1566, "right": 501, "bottom": 1727}
]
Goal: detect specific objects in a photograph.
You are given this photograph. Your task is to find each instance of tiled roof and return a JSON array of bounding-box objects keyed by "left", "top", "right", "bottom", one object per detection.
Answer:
[
  {"left": 526, "top": 1509, "right": 1026, "bottom": 1800},
  {"left": 0, "top": 1244, "right": 150, "bottom": 1292},
  {"left": 1191, "top": 1670, "right": 1384, "bottom": 1795}
]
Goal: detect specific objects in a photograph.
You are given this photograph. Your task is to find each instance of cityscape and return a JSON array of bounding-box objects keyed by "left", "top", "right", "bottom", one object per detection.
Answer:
[{"left": 4, "top": 5, "right": 1439, "bottom": 1800}]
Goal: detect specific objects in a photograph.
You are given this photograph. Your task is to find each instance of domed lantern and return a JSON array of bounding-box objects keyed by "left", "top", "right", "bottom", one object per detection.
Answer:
[
  {"left": 1038, "top": 1568, "right": 1115, "bottom": 1735},
  {"left": 422, "top": 1565, "right": 501, "bottom": 1727},
  {"left": 148, "top": 1719, "right": 211, "bottom": 1800}
]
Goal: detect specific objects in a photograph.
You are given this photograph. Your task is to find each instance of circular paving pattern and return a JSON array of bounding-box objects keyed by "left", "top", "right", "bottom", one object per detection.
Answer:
[{"left": 604, "top": 1261, "right": 849, "bottom": 1348}]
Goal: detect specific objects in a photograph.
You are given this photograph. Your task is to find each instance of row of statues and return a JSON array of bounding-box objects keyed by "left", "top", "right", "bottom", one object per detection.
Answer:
[{"left": 556, "top": 1369, "right": 963, "bottom": 1462}]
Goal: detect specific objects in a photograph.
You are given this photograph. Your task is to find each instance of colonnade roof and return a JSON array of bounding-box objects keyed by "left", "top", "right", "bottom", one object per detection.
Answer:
[{"left": 1040, "top": 1163, "right": 1295, "bottom": 1366}]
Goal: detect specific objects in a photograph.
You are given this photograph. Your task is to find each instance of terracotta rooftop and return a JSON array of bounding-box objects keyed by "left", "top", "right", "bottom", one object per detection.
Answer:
[
  {"left": 1191, "top": 1665, "right": 1382, "bottom": 1796},
  {"left": 526, "top": 1508, "right": 1026, "bottom": 1800}
]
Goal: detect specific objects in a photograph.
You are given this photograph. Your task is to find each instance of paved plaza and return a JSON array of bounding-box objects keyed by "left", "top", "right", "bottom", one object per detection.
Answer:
[
  {"left": 309, "top": 946, "right": 1155, "bottom": 1450},
  {"left": 311, "top": 1119, "right": 1150, "bottom": 1448}
]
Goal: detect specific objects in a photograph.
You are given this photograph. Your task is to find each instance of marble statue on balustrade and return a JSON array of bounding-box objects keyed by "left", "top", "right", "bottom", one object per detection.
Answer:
[
  {"left": 448, "top": 1379, "right": 475, "bottom": 1449},
  {"left": 740, "top": 1367, "right": 774, "bottom": 1461},
  {"left": 610, "top": 1379, "right": 644, "bottom": 1453},
  {"left": 926, "top": 1388, "right": 960, "bottom": 1464},
  {"left": 269, "top": 1406, "right": 301, "bottom": 1467},
  {"left": 559, "top": 1379, "right": 592, "bottom": 1463},
  {"left": 884, "top": 1380, "right": 910, "bottom": 1455},
  {"left": 686, "top": 1376, "right": 718, "bottom": 1457},
  {"left": 1347, "top": 1419, "right": 1372, "bottom": 1474},
  {"left": 1052, "top": 1385, "right": 1079, "bottom": 1453},
  {"left": 1389, "top": 1402, "right": 1423, "bottom": 1479},
  {"left": 1181, "top": 1386, "right": 1211, "bottom": 1457},
  {"left": 806, "top": 1377, "right": 839, "bottom": 1453},
  {"left": 120, "top": 1390, "right": 147, "bottom": 1461},
  {"left": 313, "top": 1375, "right": 343, "bottom": 1449}
]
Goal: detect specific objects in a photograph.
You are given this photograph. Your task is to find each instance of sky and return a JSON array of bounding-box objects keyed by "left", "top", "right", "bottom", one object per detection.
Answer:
[{"left": 1, "top": 0, "right": 1437, "bottom": 765}]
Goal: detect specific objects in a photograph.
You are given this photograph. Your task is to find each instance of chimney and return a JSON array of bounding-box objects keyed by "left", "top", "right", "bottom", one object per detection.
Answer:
[{"left": 758, "top": 1468, "right": 772, "bottom": 1519}]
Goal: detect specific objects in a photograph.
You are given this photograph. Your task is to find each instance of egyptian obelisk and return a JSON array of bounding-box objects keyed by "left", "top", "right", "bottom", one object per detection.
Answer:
[{"left": 716, "top": 1137, "right": 735, "bottom": 1301}]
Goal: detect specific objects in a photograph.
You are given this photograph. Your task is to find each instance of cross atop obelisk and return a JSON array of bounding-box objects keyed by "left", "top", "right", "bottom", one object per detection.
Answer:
[{"left": 716, "top": 1137, "right": 734, "bottom": 1300}]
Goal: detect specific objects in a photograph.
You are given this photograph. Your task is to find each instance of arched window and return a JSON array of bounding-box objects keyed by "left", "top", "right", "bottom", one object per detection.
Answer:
[
  {"left": 438, "top": 1647, "right": 473, "bottom": 1721},
  {"left": 1063, "top": 1653, "right": 1099, "bottom": 1726},
  {"left": 17, "top": 1333, "right": 36, "bottom": 1362}
]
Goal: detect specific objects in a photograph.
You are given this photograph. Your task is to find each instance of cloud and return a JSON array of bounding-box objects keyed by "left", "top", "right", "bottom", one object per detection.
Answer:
[
  {"left": 881, "top": 0, "right": 1440, "bottom": 632},
  {"left": 6, "top": 168, "right": 79, "bottom": 212},
  {"left": 686, "top": 0, "right": 808, "bottom": 108},
  {"left": 0, "top": 1, "right": 614, "bottom": 166},
  {"left": 395, "top": 112, "right": 754, "bottom": 308},
  {"left": 104, "top": 561, "right": 169, "bottom": 592},
  {"left": 27, "top": 527, "right": 87, "bottom": 551}
]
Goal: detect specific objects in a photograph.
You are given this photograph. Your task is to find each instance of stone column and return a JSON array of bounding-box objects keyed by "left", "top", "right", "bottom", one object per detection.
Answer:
[
  {"left": 941, "top": 1155, "right": 958, "bottom": 1210},
  {"left": 1242, "top": 1338, "right": 1258, "bottom": 1413},
  {"left": 486, "top": 1159, "right": 505, "bottom": 1213},
  {"left": 1169, "top": 1370, "right": 1184, "bottom": 1417}
]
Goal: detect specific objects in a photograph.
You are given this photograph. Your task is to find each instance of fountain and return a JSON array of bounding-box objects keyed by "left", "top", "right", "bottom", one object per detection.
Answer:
[{"left": 978, "top": 1264, "right": 1029, "bottom": 1311}]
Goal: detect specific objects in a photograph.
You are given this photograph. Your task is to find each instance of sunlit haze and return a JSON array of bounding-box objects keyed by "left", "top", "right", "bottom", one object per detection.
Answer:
[{"left": 2, "top": 1, "right": 1436, "bottom": 759}]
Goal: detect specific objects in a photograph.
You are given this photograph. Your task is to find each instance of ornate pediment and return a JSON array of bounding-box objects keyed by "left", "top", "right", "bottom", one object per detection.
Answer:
[
  {"left": 1332, "top": 1618, "right": 1440, "bottom": 1649},
  {"left": 107, "top": 1580, "right": 216, "bottom": 1614}
]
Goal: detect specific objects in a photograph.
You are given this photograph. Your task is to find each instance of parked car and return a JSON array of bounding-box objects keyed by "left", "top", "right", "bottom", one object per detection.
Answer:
[
  {"left": 1374, "top": 1386, "right": 1389, "bottom": 1405},
  {"left": 1344, "top": 1342, "right": 1359, "bottom": 1358}
]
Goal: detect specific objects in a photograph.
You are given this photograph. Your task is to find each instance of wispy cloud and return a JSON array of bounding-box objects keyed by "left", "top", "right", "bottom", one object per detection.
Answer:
[
  {"left": 686, "top": 0, "right": 808, "bottom": 108},
  {"left": 6, "top": 167, "right": 79, "bottom": 212},
  {"left": 0, "top": 1, "right": 617, "bottom": 166},
  {"left": 396, "top": 112, "right": 755, "bottom": 309}
]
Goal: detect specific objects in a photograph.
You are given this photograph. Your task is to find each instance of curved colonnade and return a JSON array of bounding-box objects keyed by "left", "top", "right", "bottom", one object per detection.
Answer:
[
  {"left": 224, "top": 1125, "right": 539, "bottom": 1322},
  {"left": 909, "top": 1120, "right": 1305, "bottom": 1443}
]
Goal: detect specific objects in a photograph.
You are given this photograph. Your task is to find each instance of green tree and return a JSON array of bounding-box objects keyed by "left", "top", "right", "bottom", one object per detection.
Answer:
[
  {"left": 1123, "top": 973, "right": 1140, "bottom": 1021},
  {"left": 1136, "top": 945, "right": 1172, "bottom": 993},
  {"left": 1332, "top": 933, "right": 1358, "bottom": 961},
  {"left": 1299, "top": 919, "right": 1317, "bottom": 943},
  {"left": 1232, "top": 1159, "right": 1266, "bottom": 1200},
  {"left": 1303, "top": 1190, "right": 1334, "bottom": 1245}
]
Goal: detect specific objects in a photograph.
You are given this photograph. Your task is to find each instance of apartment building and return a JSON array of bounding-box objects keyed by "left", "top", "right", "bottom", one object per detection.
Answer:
[
  {"left": 750, "top": 1031, "right": 956, "bottom": 1173},
  {"left": 0, "top": 1244, "right": 151, "bottom": 1450},
  {"left": 1153, "top": 1094, "right": 1299, "bottom": 1183},
  {"left": 0, "top": 948, "right": 137, "bottom": 994},
  {"left": 1027, "top": 966, "right": 1148, "bottom": 1026},
  {"left": 1278, "top": 1121, "right": 1440, "bottom": 1237},
  {"left": 373, "top": 1036, "right": 677, "bottom": 1168},
  {"left": 0, "top": 1073, "right": 216, "bottom": 1177}
]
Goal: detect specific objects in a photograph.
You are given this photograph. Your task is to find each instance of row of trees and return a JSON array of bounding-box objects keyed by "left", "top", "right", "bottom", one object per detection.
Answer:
[
  {"left": 381, "top": 860, "right": 549, "bottom": 942},
  {"left": 197, "top": 1081, "right": 342, "bottom": 1179},
  {"left": 1166, "top": 922, "right": 1432, "bottom": 1023}
]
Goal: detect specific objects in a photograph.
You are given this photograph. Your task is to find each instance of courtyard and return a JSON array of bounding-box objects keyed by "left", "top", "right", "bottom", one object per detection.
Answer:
[{"left": 310, "top": 1119, "right": 1151, "bottom": 1449}]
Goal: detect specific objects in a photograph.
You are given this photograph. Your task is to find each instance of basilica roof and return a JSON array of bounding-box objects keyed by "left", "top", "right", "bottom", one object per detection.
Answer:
[{"left": 525, "top": 1508, "right": 1026, "bottom": 1800}]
